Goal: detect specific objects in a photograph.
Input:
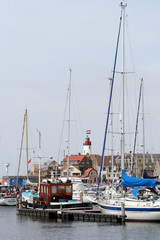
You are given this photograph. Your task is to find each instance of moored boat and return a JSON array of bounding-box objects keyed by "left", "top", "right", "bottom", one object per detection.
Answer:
[
  {"left": 21, "top": 180, "right": 92, "bottom": 210},
  {"left": 0, "top": 184, "right": 17, "bottom": 206}
]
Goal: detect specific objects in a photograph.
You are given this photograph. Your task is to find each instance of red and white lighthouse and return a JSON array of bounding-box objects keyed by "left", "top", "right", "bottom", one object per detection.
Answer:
[{"left": 83, "top": 130, "right": 92, "bottom": 154}]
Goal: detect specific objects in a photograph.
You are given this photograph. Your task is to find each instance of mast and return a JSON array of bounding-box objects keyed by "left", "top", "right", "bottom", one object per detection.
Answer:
[
  {"left": 142, "top": 78, "right": 145, "bottom": 175},
  {"left": 67, "top": 68, "right": 72, "bottom": 179},
  {"left": 120, "top": 1, "right": 127, "bottom": 171},
  {"left": 97, "top": 9, "right": 122, "bottom": 189},
  {"left": 16, "top": 110, "right": 26, "bottom": 188},
  {"left": 109, "top": 77, "right": 114, "bottom": 188},
  {"left": 37, "top": 129, "right": 41, "bottom": 194},
  {"left": 25, "top": 109, "right": 29, "bottom": 180},
  {"left": 131, "top": 79, "right": 143, "bottom": 176}
]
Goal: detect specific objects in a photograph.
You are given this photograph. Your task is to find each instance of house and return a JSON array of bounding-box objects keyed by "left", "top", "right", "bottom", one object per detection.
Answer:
[
  {"left": 154, "top": 160, "right": 160, "bottom": 177},
  {"left": 82, "top": 168, "right": 98, "bottom": 184},
  {"left": 62, "top": 155, "right": 92, "bottom": 175},
  {"left": 89, "top": 154, "right": 119, "bottom": 183},
  {"left": 61, "top": 165, "right": 81, "bottom": 177},
  {"left": 45, "top": 160, "right": 60, "bottom": 178},
  {"left": 31, "top": 160, "right": 60, "bottom": 179}
]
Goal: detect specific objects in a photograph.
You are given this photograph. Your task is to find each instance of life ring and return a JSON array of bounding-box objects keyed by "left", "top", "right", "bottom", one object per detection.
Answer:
[{"left": 6, "top": 191, "right": 11, "bottom": 196}]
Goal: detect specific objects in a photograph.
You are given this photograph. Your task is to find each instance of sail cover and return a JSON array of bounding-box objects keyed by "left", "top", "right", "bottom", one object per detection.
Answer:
[
  {"left": 131, "top": 187, "right": 141, "bottom": 199},
  {"left": 143, "top": 169, "right": 157, "bottom": 179},
  {"left": 121, "top": 170, "right": 157, "bottom": 187}
]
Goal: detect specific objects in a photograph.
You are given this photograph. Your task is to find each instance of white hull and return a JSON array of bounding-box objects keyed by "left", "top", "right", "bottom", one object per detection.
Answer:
[
  {"left": 83, "top": 193, "right": 98, "bottom": 204},
  {"left": 98, "top": 198, "right": 160, "bottom": 221},
  {"left": 0, "top": 197, "right": 17, "bottom": 206}
]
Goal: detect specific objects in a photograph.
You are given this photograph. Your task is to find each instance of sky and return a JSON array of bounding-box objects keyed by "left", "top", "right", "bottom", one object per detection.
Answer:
[{"left": 0, "top": 0, "right": 160, "bottom": 177}]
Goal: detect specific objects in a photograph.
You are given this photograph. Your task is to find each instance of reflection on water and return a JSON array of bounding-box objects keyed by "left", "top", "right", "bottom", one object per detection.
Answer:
[{"left": 1, "top": 207, "right": 160, "bottom": 240}]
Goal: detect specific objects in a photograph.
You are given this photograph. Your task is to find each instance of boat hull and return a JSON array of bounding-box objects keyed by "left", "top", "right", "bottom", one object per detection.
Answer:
[
  {"left": 0, "top": 197, "right": 17, "bottom": 206},
  {"left": 98, "top": 202, "right": 160, "bottom": 221}
]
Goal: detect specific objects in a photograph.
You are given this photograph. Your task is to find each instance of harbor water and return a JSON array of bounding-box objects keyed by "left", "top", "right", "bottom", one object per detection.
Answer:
[{"left": 1, "top": 206, "right": 160, "bottom": 240}]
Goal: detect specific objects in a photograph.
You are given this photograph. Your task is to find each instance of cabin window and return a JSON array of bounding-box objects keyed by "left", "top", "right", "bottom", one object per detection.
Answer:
[
  {"left": 58, "top": 185, "right": 65, "bottom": 193},
  {"left": 66, "top": 185, "right": 71, "bottom": 193},
  {"left": 51, "top": 186, "right": 57, "bottom": 194}
]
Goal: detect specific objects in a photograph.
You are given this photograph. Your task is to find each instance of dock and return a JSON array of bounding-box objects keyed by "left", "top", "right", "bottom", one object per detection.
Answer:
[{"left": 17, "top": 201, "right": 126, "bottom": 223}]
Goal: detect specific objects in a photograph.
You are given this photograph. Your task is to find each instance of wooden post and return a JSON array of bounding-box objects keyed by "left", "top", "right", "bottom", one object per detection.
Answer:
[
  {"left": 80, "top": 191, "right": 83, "bottom": 202},
  {"left": 19, "top": 199, "right": 22, "bottom": 209},
  {"left": 121, "top": 202, "right": 125, "bottom": 223}
]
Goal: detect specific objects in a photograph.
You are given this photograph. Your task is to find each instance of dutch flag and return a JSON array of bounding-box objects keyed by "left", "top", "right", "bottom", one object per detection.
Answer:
[{"left": 86, "top": 130, "right": 91, "bottom": 134}]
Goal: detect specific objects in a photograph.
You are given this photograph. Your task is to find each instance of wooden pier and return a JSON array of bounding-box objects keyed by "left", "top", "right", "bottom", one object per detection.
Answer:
[{"left": 17, "top": 202, "right": 126, "bottom": 223}]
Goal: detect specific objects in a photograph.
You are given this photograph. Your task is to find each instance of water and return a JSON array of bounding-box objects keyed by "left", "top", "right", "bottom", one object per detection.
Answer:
[{"left": 1, "top": 206, "right": 160, "bottom": 240}]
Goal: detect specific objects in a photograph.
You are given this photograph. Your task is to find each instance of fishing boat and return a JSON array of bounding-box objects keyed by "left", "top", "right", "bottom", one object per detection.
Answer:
[
  {"left": 97, "top": 1, "right": 160, "bottom": 221},
  {"left": 21, "top": 179, "right": 92, "bottom": 210}
]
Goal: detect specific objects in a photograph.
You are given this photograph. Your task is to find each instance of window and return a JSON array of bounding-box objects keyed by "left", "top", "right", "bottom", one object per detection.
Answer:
[
  {"left": 51, "top": 186, "right": 57, "bottom": 194},
  {"left": 44, "top": 186, "right": 46, "bottom": 193},
  {"left": 41, "top": 185, "right": 43, "bottom": 193},
  {"left": 66, "top": 185, "right": 71, "bottom": 193},
  {"left": 58, "top": 185, "right": 65, "bottom": 193}
]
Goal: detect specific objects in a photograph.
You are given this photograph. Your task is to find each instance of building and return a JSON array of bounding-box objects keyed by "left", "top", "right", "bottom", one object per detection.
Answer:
[
  {"left": 61, "top": 165, "right": 81, "bottom": 177},
  {"left": 89, "top": 155, "right": 120, "bottom": 184},
  {"left": 62, "top": 155, "right": 92, "bottom": 175},
  {"left": 30, "top": 160, "right": 60, "bottom": 179},
  {"left": 82, "top": 168, "right": 98, "bottom": 184}
]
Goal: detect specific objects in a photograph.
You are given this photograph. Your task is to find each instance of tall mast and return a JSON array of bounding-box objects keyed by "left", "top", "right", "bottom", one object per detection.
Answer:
[
  {"left": 16, "top": 110, "right": 26, "bottom": 188},
  {"left": 37, "top": 129, "right": 41, "bottom": 194},
  {"left": 120, "top": 2, "right": 127, "bottom": 171},
  {"left": 109, "top": 77, "right": 114, "bottom": 188},
  {"left": 131, "top": 79, "right": 143, "bottom": 176},
  {"left": 67, "top": 68, "right": 72, "bottom": 179},
  {"left": 25, "top": 109, "right": 29, "bottom": 180},
  {"left": 142, "top": 78, "right": 145, "bottom": 174},
  {"left": 97, "top": 7, "right": 122, "bottom": 189}
]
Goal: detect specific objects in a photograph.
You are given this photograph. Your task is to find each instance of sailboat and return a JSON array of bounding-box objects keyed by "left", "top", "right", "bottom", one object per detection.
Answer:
[
  {"left": 98, "top": 2, "right": 160, "bottom": 222},
  {"left": 17, "top": 109, "right": 38, "bottom": 203},
  {"left": 19, "top": 74, "right": 92, "bottom": 210}
]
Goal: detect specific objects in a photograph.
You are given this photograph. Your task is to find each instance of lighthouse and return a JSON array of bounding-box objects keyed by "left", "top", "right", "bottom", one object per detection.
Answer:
[{"left": 83, "top": 130, "right": 92, "bottom": 155}]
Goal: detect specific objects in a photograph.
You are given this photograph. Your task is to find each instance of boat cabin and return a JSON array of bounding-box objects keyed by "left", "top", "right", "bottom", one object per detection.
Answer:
[
  {"left": 0, "top": 185, "right": 14, "bottom": 197},
  {"left": 34, "top": 181, "right": 73, "bottom": 205}
]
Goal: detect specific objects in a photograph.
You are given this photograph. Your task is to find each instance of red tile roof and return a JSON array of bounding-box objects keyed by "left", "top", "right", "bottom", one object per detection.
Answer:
[
  {"left": 82, "top": 168, "right": 93, "bottom": 178},
  {"left": 63, "top": 155, "right": 86, "bottom": 164},
  {"left": 62, "top": 165, "right": 67, "bottom": 171}
]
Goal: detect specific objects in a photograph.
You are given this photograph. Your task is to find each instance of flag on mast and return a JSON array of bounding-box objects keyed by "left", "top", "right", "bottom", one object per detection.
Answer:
[
  {"left": 28, "top": 159, "right": 31, "bottom": 164},
  {"left": 86, "top": 130, "right": 91, "bottom": 134}
]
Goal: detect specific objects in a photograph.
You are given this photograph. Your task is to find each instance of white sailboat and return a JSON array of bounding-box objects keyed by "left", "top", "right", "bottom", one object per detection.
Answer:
[{"left": 98, "top": 2, "right": 160, "bottom": 222}]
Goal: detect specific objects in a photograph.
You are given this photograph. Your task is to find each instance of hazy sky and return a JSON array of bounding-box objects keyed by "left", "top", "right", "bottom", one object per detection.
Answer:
[{"left": 0, "top": 0, "right": 160, "bottom": 177}]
